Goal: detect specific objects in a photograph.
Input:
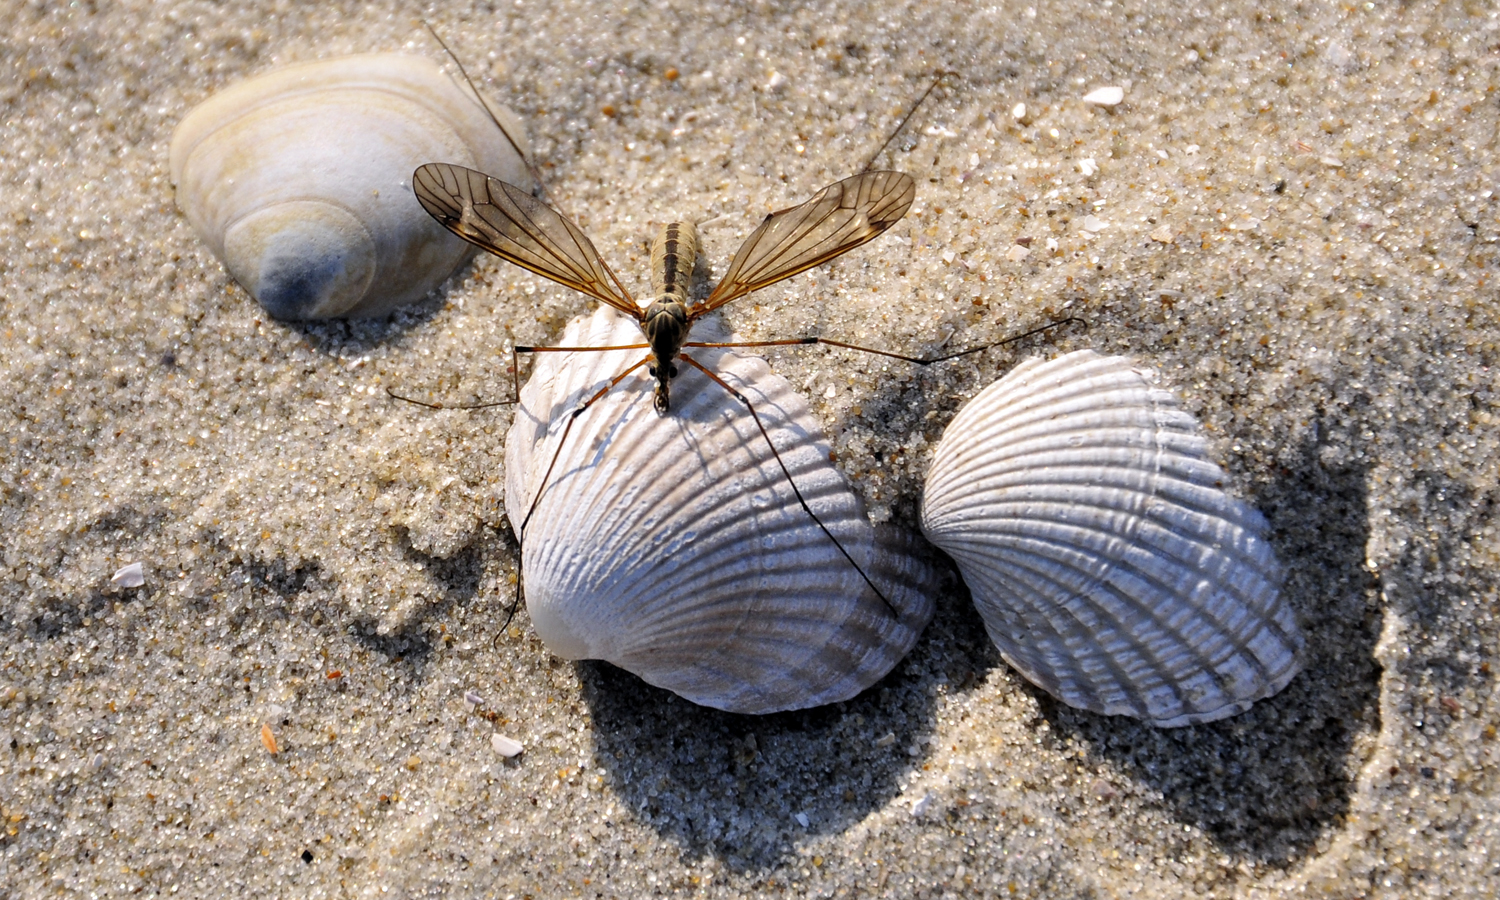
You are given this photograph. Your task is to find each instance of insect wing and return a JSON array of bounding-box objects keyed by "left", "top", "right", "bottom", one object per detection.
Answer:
[
  {"left": 695, "top": 171, "right": 916, "bottom": 314},
  {"left": 413, "top": 163, "right": 637, "bottom": 316}
]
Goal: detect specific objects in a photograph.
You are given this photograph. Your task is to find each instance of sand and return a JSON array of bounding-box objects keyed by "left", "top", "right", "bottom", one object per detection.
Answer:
[{"left": 1, "top": 1, "right": 1496, "bottom": 896}]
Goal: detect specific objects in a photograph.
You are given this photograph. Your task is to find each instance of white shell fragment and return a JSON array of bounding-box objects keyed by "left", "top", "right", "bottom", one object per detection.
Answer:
[
  {"left": 110, "top": 562, "right": 145, "bottom": 588},
  {"left": 921, "top": 351, "right": 1303, "bottom": 727},
  {"left": 1082, "top": 85, "right": 1125, "bottom": 106},
  {"left": 169, "top": 54, "right": 531, "bottom": 319},
  {"left": 505, "top": 307, "right": 938, "bottom": 715},
  {"left": 491, "top": 734, "right": 524, "bottom": 758}
]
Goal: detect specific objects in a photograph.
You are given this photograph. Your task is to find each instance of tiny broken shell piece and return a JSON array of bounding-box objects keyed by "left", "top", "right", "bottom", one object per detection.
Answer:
[
  {"left": 921, "top": 350, "right": 1303, "bottom": 727},
  {"left": 169, "top": 54, "right": 531, "bottom": 319},
  {"left": 1082, "top": 86, "right": 1125, "bottom": 106},
  {"left": 111, "top": 562, "right": 145, "bottom": 588},
  {"left": 505, "top": 307, "right": 938, "bottom": 715},
  {"left": 260, "top": 722, "right": 279, "bottom": 755},
  {"left": 491, "top": 734, "right": 523, "bottom": 758}
]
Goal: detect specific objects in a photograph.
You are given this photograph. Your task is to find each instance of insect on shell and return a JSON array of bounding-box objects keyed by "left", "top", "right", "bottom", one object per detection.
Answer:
[
  {"left": 168, "top": 54, "right": 531, "bottom": 319},
  {"left": 505, "top": 306, "right": 940, "bottom": 715},
  {"left": 920, "top": 350, "right": 1304, "bottom": 727}
]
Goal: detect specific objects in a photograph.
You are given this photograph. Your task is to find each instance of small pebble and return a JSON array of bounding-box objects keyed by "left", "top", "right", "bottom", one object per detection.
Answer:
[
  {"left": 492, "top": 733, "right": 524, "bottom": 758},
  {"left": 1078, "top": 158, "right": 1099, "bottom": 176},
  {"left": 260, "top": 723, "right": 279, "bottom": 756},
  {"left": 1011, "top": 102, "right": 1026, "bottom": 120},
  {"left": 1150, "top": 225, "right": 1176, "bottom": 243},
  {"left": 874, "top": 732, "right": 897, "bottom": 748},
  {"left": 794, "top": 812, "right": 810, "bottom": 828},
  {"left": 1082, "top": 215, "right": 1108, "bottom": 232},
  {"left": 1082, "top": 86, "right": 1124, "bottom": 106},
  {"left": 766, "top": 71, "right": 787, "bottom": 91},
  {"left": 1006, "top": 244, "right": 1031, "bottom": 262},
  {"left": 910, "top": 792, "right": 934, "bottom": 817},
  {"left": 111, "top": 562, "right": 145, "bottom": 588}
]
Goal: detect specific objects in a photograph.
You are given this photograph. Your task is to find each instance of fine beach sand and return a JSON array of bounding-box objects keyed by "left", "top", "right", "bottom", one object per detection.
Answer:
[{"left": 2, "top": 1, "right": 1496, "bottom": 897}]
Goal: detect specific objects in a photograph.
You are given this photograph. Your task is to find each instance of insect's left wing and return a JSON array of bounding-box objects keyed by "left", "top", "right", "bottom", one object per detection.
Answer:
[
  {"left": 693, "top": 170, "right": 916, "bottom": 315},
  {"left": 413, "top": 163, "right": 638, "bottom": 317}
]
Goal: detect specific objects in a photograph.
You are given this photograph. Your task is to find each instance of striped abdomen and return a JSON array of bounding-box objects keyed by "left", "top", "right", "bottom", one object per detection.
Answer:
[{"left": 649, "top": 221, "right": 698, "bottom": 304}]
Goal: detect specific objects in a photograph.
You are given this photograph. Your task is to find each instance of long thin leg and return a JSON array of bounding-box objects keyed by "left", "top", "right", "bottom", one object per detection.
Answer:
[
  {"left": 678, "top": 353, "right": 901, "bottom": 620},
  {"left": 484, "top": 545, "right": 525, "bottom": 651},
  {"left": 384, "top": 316, "right": 1080, "bottom": 411},
  {"left": 385, "top": 342, "right": 650, "bottom": 410},
  {"left": 517, "top": 355, "right": 653, "bottom": 537},
  {"left": 498, "top": 556, "right": 525, "bottom": 633},
  {"left": 683, "top": 317, "right": 1083, "bottom": 365},
  {"left": 423, "top": 22, "right": 551, "bottom": 205},
  {"left": 861, "top": 70, "right": 960, "bottom": 173}
]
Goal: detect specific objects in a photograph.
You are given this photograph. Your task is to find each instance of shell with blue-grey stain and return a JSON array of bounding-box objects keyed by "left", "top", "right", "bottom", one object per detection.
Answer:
[
  {"left": 169, "top": 53, "right": 531, "bottom": 319},
  {"left": 504, "top": 305, "right": 939, "bottom": 715},
  {"left": 920, "top": 350, "right": 1303, "bottom": 727}
]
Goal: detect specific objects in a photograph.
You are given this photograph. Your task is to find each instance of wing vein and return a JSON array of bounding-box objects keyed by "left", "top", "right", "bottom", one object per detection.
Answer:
[
  {"left": 694, "top": 171, "right": 915, "bottom": 315},
  {"left": 413, "top": 163, "right": 638, "bottom": 316}
]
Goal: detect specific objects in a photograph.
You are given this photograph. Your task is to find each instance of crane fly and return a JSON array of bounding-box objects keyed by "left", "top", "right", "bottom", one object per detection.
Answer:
[{"left": 410, "top": 163, "right": 916, "bottom": 612}]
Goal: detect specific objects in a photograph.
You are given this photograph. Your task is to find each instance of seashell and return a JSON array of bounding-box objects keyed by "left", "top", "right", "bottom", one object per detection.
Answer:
[
  {"left": 504, "top": 306, "right": 938, "bottom": 715},
  {"left": 920, "top": 350, "right": 1303, "bottom": 727},
  {"left": 169, "top": 53, "right": 531, "bottom": 319},
  {"left": 110, "top": 562, "right": 145, "bottom": 589}
]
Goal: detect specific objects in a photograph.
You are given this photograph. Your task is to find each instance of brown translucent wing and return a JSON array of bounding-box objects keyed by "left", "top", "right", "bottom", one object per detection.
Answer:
[
  {"left": 413, "top": 163, "right": 638, "bottom": 317},
  {"left": 694, "top": 171, "right": 916, "bottom": 315}
]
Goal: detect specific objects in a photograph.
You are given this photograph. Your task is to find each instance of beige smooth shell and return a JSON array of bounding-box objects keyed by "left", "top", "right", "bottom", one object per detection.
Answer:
[
  {"left": 169, "top": 53, "right": 531, "bottom": 319},
  {"left": 921, "top": 351, "right": 1303, "bottom": 727},
  {"left": 504, "top": 306, "right": 938, "bottom": 715}
]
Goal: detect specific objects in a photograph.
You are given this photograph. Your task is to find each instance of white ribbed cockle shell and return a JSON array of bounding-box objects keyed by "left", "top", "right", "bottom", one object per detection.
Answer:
[
  {"left": 505, "top": 307, "right": 938, "bottom": 715},
  {"left": 921, "top": 350, "right": 1303, "bottom": 727},
  {"left": 169, "top": 53, "right": 531, "bottom": 319}
]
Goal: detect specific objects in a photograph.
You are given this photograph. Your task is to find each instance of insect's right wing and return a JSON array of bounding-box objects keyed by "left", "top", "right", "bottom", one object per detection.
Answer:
[
  {"left": 693, "top": 170, "right": 916, "bottom": 315},
  {"left": 413, "top": 163, "right": 638, "bottom": 317}
]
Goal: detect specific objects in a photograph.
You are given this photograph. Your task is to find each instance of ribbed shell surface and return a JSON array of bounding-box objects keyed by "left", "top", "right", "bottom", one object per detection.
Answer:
[
  {"left": 505, "top": 307, "right": 937, "bottom": 714},
  {"left": 921, "top": 351, "right": 1303, "bottom": 727}
]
